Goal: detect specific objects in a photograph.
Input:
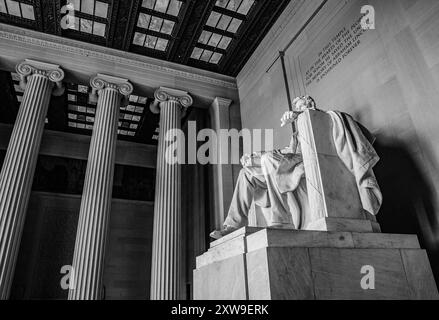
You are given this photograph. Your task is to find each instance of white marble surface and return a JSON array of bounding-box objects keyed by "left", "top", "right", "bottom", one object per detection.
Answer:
[
  {"left": 194, "top": 228, "right": 438, "bottom": 300},
  {"left": 298, "top": 110, "right": 366, "bottom": 226}
]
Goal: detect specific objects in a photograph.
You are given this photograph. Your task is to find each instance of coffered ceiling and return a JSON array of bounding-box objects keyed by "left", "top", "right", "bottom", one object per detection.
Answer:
[{"left": 0, "top": 0, "right": 291, "bottom": 76}]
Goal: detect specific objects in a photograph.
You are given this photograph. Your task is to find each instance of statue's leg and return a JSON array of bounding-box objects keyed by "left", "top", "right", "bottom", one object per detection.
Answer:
[
  {"left": 260, "top": 152, "right": 296, "bottom": 228},
  {"left": 294, "top": 178, "right": 311, "bottom": 229},
  {"left": 224, "top": 167, "right": 265, "bottom": 229}
]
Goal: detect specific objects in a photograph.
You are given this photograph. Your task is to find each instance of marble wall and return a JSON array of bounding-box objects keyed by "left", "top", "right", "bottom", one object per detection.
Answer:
[
  {"left": 237, "top": 0, "right": 439, "bottom": 281},
  {"left": 10, "top": 192, "right": 154, "bottom": 300}
]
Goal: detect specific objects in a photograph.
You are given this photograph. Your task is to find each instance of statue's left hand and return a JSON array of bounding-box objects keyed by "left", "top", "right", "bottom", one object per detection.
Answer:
[
  {"left": 240, "top": 154, "right": 252, "bottom": 167},
  {"left": 241, "top": 153, "right": 262, "bottom": 168}
]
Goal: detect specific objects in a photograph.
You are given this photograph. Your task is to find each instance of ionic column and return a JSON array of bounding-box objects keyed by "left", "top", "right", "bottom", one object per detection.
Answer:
[
  {"left": 209, "top": 97, "right": 234, "bottom": 228},
  {"left": 68, "top": 74, "right": 133, "bottom": 300},
  {"left": 150, "top": 87, "right": 193, "bottom": 300},
  {"left": 0, "top": 59, "right": 64, "bottom": 299}
]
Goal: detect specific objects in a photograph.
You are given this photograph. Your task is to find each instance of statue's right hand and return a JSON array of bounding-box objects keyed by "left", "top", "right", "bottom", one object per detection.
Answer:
[{"left": 281, "top": 111, "right": 300, "bottom": 127}]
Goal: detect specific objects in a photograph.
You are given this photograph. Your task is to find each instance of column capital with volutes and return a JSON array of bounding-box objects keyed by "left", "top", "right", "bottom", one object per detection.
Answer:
[
  {"left": 151, "top": 87, "right": 193, "bottom": 114},
  {"left": 16, "top": 59, "right": 65, "bottom": 96},
  {"left": 90, "top": 74, "right": 134, "bottom": 98}
]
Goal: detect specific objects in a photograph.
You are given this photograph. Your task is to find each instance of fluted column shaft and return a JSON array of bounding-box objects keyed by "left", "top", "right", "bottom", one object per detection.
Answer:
[
  {"left": 0, "top": 60, "right": 64, "bottom": 299},
  {"left": 150, "top": 87, "right": 193, "bottom": 300},
  {"left": 68, "top": 75, "right": 133, "bottom": 300}
]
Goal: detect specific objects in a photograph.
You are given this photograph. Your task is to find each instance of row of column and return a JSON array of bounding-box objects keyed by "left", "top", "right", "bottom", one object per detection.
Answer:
[
  {"left": 150, "top": 88, "right": 193, "bottom": 300},
  {"left": 68, "top": 75, "right": 134, "bottom": 300},
  {"left": 0, "top": 60, "right": 194, "bottom": 299}
]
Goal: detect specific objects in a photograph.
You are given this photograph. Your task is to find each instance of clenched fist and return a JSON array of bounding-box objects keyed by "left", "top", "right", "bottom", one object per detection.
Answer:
[{"left": 280, "top": 111, "right": 301, "bottom": 127}]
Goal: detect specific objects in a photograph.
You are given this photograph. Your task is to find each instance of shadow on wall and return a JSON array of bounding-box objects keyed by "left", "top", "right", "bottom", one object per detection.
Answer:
[
  {"left": 350, "top": 107, "right": 439, "bottom": 284},
  {"left": 373, "top": 137, "right": 439, "bottom": 284}
]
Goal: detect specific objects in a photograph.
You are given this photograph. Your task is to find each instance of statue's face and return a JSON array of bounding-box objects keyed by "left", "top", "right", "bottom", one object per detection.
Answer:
[{"left": 295, "top": 99, "right": 308, "bottom": 112}]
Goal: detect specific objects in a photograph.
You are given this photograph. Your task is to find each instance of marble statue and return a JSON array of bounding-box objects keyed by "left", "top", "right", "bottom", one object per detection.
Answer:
[{"left": 210, "top": 96, "right": 383, "bottom": 239}]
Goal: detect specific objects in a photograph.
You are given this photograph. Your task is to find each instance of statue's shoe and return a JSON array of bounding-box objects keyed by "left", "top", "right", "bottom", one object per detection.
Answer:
[{"left": 209, "top": 226, "right": 239, "bottom": 240}]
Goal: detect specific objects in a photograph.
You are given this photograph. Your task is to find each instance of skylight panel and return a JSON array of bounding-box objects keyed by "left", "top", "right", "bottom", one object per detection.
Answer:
[
  {"left": 208, "top": 33, "right": 222, "bottom": 47},
  {"left": 94, "top": 1, "right": 108, "bottom": 18},
  {"left": 197, "top": 31, "right": 231, "bottom": 50},
  {"left": 134, "top": 32, "right": 169, "bottom": 51},
  {"left": 154, "top": 0, "right": 169, "bottom": 13},
  {"left": 216, "top": 0, "right": 255, "bottom": 15},
  {"left": 155, "top": 38, "right": 169, "bottom": 51},
  {"left": 217, "top": 36, "right": 231, "bottom": 49},
  {"left": 133, "top": 32, "right": 146, "bottom": 46},
  {"left": 142, "top": 0, "right": 182, "bottom": 17},
  {"left": 167, "top": 0, "right": 182, "bottom": 16},
  {"left": 68, "top": 0, "right": 109, "bottom": 38},
  {"left": 227, "top": 18, "right": 242, "bottom": 33},
  {"left": 137, "top": 12, "right": 151, "bottom": 28},
  {"left": 192, "top": 0, "right": 255, "bottom": 66},
  {"left": 216, "top": 0, "right": 228, "bottom": 9},
  {"left": 134, "top": 0, "right": 182, "bottom": 52},
  {"left": 199, "top": 30, "right": 212, "bottom": 45},
  {"left": 216, "top": 15, "right": 232, "bottom": 31},
  {"left": 161, "top": 20, "right": 175, "bottom": 34},
  {"left": 66, "top": 83, "right": 148, "bottom": 137},
  {"left": 226, "top": 0, "right": 243, "bottom": 11},
  {"left": 5, "top": 0, "right": 19, "bottom": 16},
  {"left": 237, "top": 0, "right": 255, "bottom": 15},
  {"left": 206, "top": 11, "right": 221, "bottom": 28},
  {"left": 145, "top": 35, "right": 157, "bottom": 48},
  {"left": 149, "top": 16, "right": 163, "bottom": 32},
  {"left": 211, "top": 52, "right": 223, "bottom": 64},
  {"left": 20, "top": 2, "right": 34, "bottom": 19},
  {"left": 191, "top": 47, "right": 203, "bottom": 60},
  {"left": 71, "top": 0, "right": 109, "bottom": 18},
  {"left": 200, "top": 50, "right": 213, "bottom": 62},
  {"left": 192, "top": 31, "right": 230, "bottom": 64},
  {"left": 0, "top": 0, "right": 35, "bottom": 20}
]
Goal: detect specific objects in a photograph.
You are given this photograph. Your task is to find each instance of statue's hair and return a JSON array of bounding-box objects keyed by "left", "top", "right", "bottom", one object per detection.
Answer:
[{"left": 292, "top": 95, "right": 317, "bottom": 110}]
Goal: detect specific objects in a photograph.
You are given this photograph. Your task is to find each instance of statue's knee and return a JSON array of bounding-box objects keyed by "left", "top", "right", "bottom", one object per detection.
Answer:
[
  {"left": 237, "top": 168, "right": 251, "bottom": 182},
  {"left": 260, "top": 152, "right": 273, "bottom": 165},
  {"left": 261, "top": 152, "right": 277, "bottom": 171}
]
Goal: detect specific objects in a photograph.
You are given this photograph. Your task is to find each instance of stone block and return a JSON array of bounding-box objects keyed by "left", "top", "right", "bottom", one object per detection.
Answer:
[
  {"left": 193, "top": 254, "right": 248, "bottom": 300},
  {"left": 193, "top": 228, "right": 439, "bottom": 300}
]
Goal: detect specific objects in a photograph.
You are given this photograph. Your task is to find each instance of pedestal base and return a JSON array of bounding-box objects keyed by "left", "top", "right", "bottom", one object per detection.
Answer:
[
  {"left": 193, "top": 228, "right": 439, "bottom": 300},
  {"left": 305, "top": 217, "right": 382, "bottom": 233}
]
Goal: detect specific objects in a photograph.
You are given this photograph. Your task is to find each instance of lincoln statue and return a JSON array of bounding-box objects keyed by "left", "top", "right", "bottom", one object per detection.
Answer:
[{"left": 210, "top": 95, "right": 383, "bottom": 239}]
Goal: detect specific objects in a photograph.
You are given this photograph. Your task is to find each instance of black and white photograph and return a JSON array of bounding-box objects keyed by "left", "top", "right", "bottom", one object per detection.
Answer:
[{"left": 0, "top": 0, "right": 439, "bottom": 314}]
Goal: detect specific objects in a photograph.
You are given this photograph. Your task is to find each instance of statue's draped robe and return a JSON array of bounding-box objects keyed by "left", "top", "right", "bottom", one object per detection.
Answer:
[{"left": 327, "top": 111, "right": 382, "bottom": 216}]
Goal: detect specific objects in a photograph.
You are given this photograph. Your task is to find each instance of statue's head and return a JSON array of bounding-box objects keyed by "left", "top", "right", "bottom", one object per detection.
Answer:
[{"left": 292, "top": 95, "right": 317, "bottom": 112}]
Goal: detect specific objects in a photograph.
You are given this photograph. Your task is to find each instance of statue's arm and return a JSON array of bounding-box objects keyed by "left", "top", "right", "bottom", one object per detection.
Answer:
[
  {"left": 241, "top": 113, "right": 302, "bottom": 167},
  {"left": 280, "top": 119, "right": 299, "bottom": 154}
]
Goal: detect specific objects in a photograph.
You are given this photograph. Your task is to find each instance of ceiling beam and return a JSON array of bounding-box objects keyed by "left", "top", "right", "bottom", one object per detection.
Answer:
[
  {"left": 203, "top": 25, "right": 236, "bottom": 39},
  {"left": 212, "top": 6, "right": 247, "bottom": 21},
  {"left": 222, "top": 0, "right": 292, "bottom": 76},
  {"left": 169, "top": 0, "right": 217, "bottom": 64},
  {"left": 121, "top": 0, "right": 143, "bottom": 51},
  {"left": 139, "top": 7, "right": 180, "bottom": 23},
  {"left": 134, "top": 27, "right": 173, "bottom": 40},
  {"left": 196, "top": 43, "right": 227, "bottom": 55}
]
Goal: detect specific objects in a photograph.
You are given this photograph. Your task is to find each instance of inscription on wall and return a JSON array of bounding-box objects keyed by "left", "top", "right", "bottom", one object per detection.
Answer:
[{"left": 304, "top": 16, "right": 368, "bottom": 87}]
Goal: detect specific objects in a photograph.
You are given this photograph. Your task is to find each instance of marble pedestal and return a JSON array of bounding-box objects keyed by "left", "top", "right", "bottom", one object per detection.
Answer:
[{"left": 193, "top": 227, "right": 439, "bottom": 300}]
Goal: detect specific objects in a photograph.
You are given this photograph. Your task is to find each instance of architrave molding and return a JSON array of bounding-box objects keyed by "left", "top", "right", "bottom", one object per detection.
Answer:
[{"left": 0, "top": 24, "right": 238, "bottom": 105}]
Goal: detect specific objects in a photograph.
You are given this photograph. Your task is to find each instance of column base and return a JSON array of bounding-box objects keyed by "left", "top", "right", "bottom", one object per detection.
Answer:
[{"left": 193, "top": 227, "right": 439, "bottom": 300}]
